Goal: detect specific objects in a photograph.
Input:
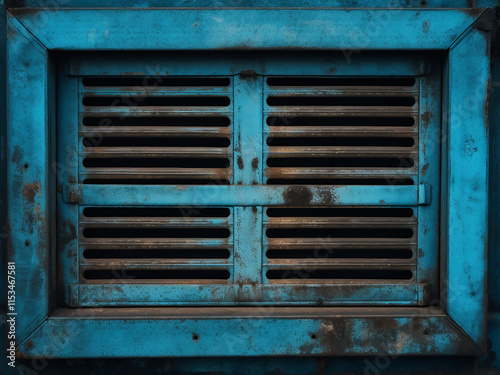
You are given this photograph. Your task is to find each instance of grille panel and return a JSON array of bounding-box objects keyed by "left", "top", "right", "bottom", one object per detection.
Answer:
[
  {"left": 79, "top": 76, "right": 233, "bottom": 184},
  {"left": 264, "top": 77, "right": 419, "bottom": 185},
  {"left": 264, "top": 207, "right": 417, "bottom": 284},
  {"left": 79, "top": 207, "right": 233, "bottom": 284}
]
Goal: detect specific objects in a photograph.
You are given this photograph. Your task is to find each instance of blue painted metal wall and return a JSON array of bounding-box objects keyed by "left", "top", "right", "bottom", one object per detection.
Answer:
[{"left": 2, "top": 1, "right": 500, "bottom": 374}]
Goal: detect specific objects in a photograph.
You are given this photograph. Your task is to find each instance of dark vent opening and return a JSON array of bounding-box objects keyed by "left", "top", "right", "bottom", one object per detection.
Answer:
[
  {"left": 266, "top": 228, "right": 414, "bottom": 238},
  {"left": 83, "top": 116, "right": 231, "bottom": 127},
  {"left": 83, "top": 137, "right": 230, "bottom": 148},
  {"left": 266, "top": 157, "right": 415, "bottom": 168},
  {"left": 266, "top": 77, "right": 416, "bottom": 87},
  {"left": 84, "top": 269, "right": 231, "bottom": 280},
  {"left": 83, "top": 228, "right": 231, "bottom": 238},
  {"left": 266, "top": 178, "right": 415, "bottom": 185},
  {"left": 267, "top": 116, "right": 415, "bottom": 127},
  {"left": 82, "top": 158, "right": 230, "bottom": 168},
  {"left": 266, "top": 249, "right": 413, "bottom": 259},
  {"left": 267, "top": 96, "right": 415, "bottom": 107},
  {"left": 267, "top": 137, "right": 415, "bottom": 147},
  {"left": 83, "top": 207, "right": 231, "bottom": 218},
  {"left": 82, "top": 96, "right": 231, "bottom": 107},
  {"left": 266, "top": 269, "right": 413, "bottom": 280},
  {"left": 266, "top": 208, "right": 414, "bottom": 217},
  {"left": 84, "top": 249, "right": 231, "bottom": 259},
  {"left": 82, "top": 77, "right": 231, "bottom": 87},
  {"left": 83, "top": 179, "right": 231, "bottom": 185}
]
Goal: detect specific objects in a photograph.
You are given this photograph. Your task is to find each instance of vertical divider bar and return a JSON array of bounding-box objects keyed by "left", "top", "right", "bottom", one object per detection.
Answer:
[
  {"left": 233, "top": 74, "right": 264, "bottom": 285},
  {"left": 417, "top": 68, "right": 441, "bottom": 304},
  {"left": 234, "top": 206, "right": 263, "bottom": 285},
  {"left": 233, "top": 74, "right": 263, "bottom": 185}
]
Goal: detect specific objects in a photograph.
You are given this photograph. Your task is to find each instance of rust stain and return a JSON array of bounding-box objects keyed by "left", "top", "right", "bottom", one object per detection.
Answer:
[
  {"left": 421, "top": 162, "right": 430, "bottom": 177},
  {"left": 22, "top": 182, "right": 41, "bottom": 202},
  {"left": 283, "top": 186, "right": 313, "bottom": 205},
  {"left": 237, "top": 156, "right": 244, "bottom": 170},
  {"left": 251, "top": 157, "right": 259, "bottom": 170}
]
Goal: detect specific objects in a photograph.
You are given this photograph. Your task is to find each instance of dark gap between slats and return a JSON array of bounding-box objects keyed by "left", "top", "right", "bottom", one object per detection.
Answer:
[
  {"left": 266, "top": 269, "right": 413, "bottom": 280},
  {"left": 83, "top": 96, "right": 230, "bottom": 107},
  {"left": 83, "top": 207, "right": 231, "bottom": 218},
  {"left": 267, "top": 137, "right": 415, "bottom": 147},
  {"left": 266, "top": 157, "right": 414, "bottom": 168},
  {"left": 84, "top": 269, "right": 231, "bottom": 280},
  {"left": 83, "top": 116, "right": 231, "bottom": 127},
  {"left": 267, "top": 96, "right": 415, "bottom": 107},
  {"left": 82, "top": 157, "right": 230, "bottom": 168},
  {"left": 83, "top": 137, "right": 230, "bottom": 147},
  {"left": 83, "top": 228, "right": 231, "bottom": 238},
  {"left": 266, "top": 207, "right": 414, "bottom": 217},
  {"left": 267, "top": 116, "right": 415, "bottom": 127},
  {"left": 266, "top": 178, "right": 415, "bottom": 185},
  {"left": 266, "top": 249, "right": 413, "bottom": 259},
  {"left": 84, "top": 249, "right": 231, "bottom": 259},
  {"left": 266, "top": 228, "right": 413, "bottom": 238},
  {"left": 83, "top": 77, "right": 231, "bottom": 87},
  {"left": 266, "top": 77, "right": 416, "bottom": 87}
]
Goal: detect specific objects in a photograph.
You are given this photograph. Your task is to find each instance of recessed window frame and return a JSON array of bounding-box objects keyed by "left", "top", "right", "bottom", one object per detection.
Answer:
[{"left": 6, "top": 7, "right": 490, "bottom": 357}]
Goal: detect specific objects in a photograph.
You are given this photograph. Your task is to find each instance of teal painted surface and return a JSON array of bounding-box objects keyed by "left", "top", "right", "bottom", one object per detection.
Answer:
[
  {"left": 443, "top": 28, "right": 490, "bottom": 346},
  {"left": 8, "top": 8, "right": 485, "bottom": 50},
  {"left": 2, "top": 2, "right": 498, "bottom": 370},
  {"left": 6, "top": 14, "right": 51, "bottom": 343},
  {"left": 16, "top": 308, "right": 482, "bottom": 358},
  {"left": 15, "top": 0, "right": 500, "bottom": 8}
]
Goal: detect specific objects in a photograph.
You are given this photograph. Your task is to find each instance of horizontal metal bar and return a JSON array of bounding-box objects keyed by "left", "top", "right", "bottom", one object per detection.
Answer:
[
  {"left": 265, "top": 217, "right": 417, "bottom": 225},
  {"left": 263, "top": 263, "right": 415, "bottom": 270},
  {"left": 82, "top": 87, "right": 233, "bottom": 95},
  {"left": 73, "top": 185, "right": 426, "bottom": 206},
  {"left": 264, "top": 259, "right": 416, "bottom": 266},
  {"left": 265, "top": 106, "right": 417, "bottom": 115},
  {"left": 12, "top": 8, "right": 483, "bottom": 50},
  {"left": 80, "top": 217, "right": 231, "bottom": 227},
  {"left": 80, "top": 259, "right": 232, "bottom": 267},
  {"left": 18, "top": 307, "right": 482, "bottom": 357},
  {"left": 81, "top": 107, "right": 232, "bottom": 115},
  {"left": 265, "top": 238, "right": 417, "bottom": 247},
  {"left": 80, "top": 126, "right": 231, "bottom": 137},
  {"left": 264, "top": 87, "right": 419, "bottom": 95},
  {"left": 265, "top": 167, "right": 418, "bottom": 177},
  {"left": 69, "top": 284, "right": 426, "bottom": 306},
  {"left": 266, "top": 126, "right": 417, "bottom": 137},
  {"left": 80, "top": 263, "right": 232, "bottom": 270},
  {"left": 80, "top": 238, "right": 230, "bottom": 247},
  {"left": 266, "top": 147, "right": 417, "bottom": 157},
  {"left": 80, "top": 168, "right": 231, "bottom": 179},
  {"left": 81, "top": 147, "right": 231, "bottom": 158}
]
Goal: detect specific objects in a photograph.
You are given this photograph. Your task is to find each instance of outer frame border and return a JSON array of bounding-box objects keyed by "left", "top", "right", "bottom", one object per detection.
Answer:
[{"left": 5, "top": 7, "right": 490, "bottom": 357}]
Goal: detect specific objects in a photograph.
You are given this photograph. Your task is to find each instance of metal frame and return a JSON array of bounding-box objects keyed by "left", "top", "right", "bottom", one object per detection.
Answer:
[{"left": 6, "top": 7, "right": 490, "bottom": 357}]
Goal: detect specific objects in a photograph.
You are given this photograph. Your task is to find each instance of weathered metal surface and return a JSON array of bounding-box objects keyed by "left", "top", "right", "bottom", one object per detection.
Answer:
[
  {"left": 8, "top": 8, "right": 488, "bottom": 50},
  {"left": 4, "top": 3, "right": 494, "bottom": 363},
  {"left": 74, "top": 184, "right": 427, "bottom": 206},
  {"left": 442, "top": 27, "right": 490, "bottom": 348},
  {"left": 10, "top": 0, "right": 500, "bottom": 7},
  {"left": 16, "top": 307, "right": 483, "bottom": 358},
  {"left": 6, "top": 13, "right": 51, "bottom": 343}
]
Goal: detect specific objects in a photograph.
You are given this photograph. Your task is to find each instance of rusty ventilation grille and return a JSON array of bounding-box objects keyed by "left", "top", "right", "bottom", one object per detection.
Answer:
[
  {"left": 264, "top": 207, "right": 416, "bottom": 283},
  {"left": 264, "top": 77, "right": 418, "bottom": 185},
  {"left": 79, "top": 207, "right": 233, "bottom": 284},
  {"left": 79, "top": 77, "right": 233, "bottom": 185}
]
